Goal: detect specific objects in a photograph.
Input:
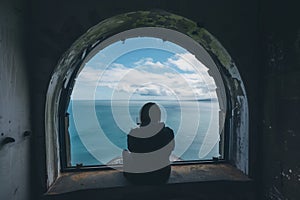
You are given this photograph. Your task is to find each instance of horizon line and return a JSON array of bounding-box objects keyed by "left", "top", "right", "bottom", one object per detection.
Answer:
[{"left": 70, "top": 98, "right": 217, "bottom": 101}]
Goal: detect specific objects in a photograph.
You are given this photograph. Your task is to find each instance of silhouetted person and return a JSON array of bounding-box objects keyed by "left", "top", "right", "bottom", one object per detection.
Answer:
[{"left": 123, "top": 102, "right": 175, "bottom": 184}]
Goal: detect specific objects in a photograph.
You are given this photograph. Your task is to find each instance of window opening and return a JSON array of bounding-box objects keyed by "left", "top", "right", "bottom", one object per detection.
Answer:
[
  {"left": 64, "top": 31, "right": 227, "bottom": 169},
  {"left": 45, "top": 12, "right": 249, "bottom": 186}
]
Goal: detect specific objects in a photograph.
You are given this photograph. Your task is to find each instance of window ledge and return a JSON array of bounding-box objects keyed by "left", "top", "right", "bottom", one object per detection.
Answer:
[{"left": 45, "top": 163, "right": 251, "bottom": 196}]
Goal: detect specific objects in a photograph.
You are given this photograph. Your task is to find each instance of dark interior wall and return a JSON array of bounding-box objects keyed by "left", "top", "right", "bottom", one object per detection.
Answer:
[
  {"left": 0, "top": 0, "right": 299, "bottom": 199},
  {"left": 0, "top": 1, "right": 31, "bottom": 200},
  {"left": 15, "top": 0, "right": 298, "bottom": 199},
  {"left": 260, "top": 0, "right": 300, "bottom": 199},
  {"left": 26, "top": 0, "right": 261, "bottom": 199}
]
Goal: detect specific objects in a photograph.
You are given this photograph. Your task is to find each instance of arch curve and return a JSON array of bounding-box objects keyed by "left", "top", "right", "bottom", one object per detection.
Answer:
[{"left": 45, "top": 10, "right": 248, "bottom": 186}]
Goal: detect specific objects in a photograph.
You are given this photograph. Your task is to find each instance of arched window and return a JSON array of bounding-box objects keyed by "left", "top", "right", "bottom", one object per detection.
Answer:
[
  {"left": 45, "top": 11, "right": 248, "bottom": 186},
  {"left": 66, "top": 29, "right": 225, "bottom": 168}
]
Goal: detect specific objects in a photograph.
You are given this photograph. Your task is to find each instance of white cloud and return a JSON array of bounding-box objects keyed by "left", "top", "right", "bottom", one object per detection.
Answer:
[
  {"left": 135, "top": 85, "right": 173, "bottom": 96},
  {"left": 134, "top": 58, "right": 165, "bottom": 69},
  {"left": 76, "top": 66, "right": 100, "bottom": 84},
  {"left": 72, "top": 52, "right": 218, "bottom": 100},
  {"left": 166, "top": 53, "right": 208, "bottom": 73}
]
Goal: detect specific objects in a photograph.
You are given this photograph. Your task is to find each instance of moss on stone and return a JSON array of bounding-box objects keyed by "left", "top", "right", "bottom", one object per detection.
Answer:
[
  {"left": 57, "top": 10, "right": 238, "bottom": 97},
  {"left": 185, "top": 27, "right": 233, "bottom": 69}
]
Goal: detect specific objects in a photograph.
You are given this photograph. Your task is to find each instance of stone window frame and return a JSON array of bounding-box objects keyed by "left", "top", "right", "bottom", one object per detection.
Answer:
[{"left": 45, "top": 10, "right": 249, "bottom": 188}]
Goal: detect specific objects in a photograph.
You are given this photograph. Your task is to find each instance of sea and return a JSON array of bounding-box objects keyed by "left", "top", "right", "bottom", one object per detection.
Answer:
[{"left": 67, "top": 100, "right": 220, "bottom": 166}]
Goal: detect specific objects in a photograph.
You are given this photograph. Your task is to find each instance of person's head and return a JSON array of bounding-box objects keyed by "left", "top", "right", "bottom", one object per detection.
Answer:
[{"left": 140, "top": 102, "right": 161, "bottom": 126}]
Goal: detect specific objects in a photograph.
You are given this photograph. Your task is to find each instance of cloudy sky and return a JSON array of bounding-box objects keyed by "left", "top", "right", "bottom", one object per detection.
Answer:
[{"left": 71, "top": 37, "right": 217, "bottom": 101}]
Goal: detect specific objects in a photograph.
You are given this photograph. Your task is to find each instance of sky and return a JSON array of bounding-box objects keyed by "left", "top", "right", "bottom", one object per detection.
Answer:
[{"left": 71, "top": 37, "right": 217, "bottom": 101}]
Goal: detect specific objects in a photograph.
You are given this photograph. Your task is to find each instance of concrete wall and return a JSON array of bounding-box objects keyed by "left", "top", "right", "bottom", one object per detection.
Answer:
[
  {"left": 27, "top": 0, "right": 260, "bottom": 199},
  {"left": 260, "top": 0, "right": 300, "bottom": 199},
  {"left": 0, "top": 1, "right": 31, "bottom": 200},
  {"left": 0, "top": 0, "right": 299, "bottom": 199}
]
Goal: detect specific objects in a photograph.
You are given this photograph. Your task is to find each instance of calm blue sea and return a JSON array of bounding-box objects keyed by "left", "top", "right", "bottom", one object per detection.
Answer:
[{"left": 67, "top": 100, "right": 220, "bottom": 166}]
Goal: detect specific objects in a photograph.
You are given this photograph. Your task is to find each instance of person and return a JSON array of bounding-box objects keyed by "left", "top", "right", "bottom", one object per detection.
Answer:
[{"left": 123, "top": 102, "right": 175, "bottom": 184}]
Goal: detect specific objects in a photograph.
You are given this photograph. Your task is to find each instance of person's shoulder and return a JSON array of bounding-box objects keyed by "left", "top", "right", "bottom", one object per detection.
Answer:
[
  {"left": 129, "top": 126, "right": 139, "bottom": 133},
  {"left": 128, "top": 126, "right": 142, "bottom": 138},
  {"left": 163, "top": 126, "right": 174, "bottom": 135},
  {"left": 164, "top": 126, "right": 173, "bottom": 131}
]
